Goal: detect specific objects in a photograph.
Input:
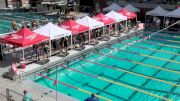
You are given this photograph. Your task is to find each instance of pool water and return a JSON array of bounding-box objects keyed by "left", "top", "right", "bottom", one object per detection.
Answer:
[
  {"left": 33, "top": 32, "right": 180, "bottom": 101},
  {"left": 0, "top": 11, "right": 58, "bottom": 34}
]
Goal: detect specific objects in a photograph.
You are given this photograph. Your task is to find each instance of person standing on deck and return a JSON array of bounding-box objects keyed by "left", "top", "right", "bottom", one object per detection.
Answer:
[
  {"left": 12, "top": 48, "right": 17, "bottom": 63},
  {"left": 0, "top": 44, "right": 3, "bottom": 61},
  {"left": 156, "top": 18, "right": 161, "bottom": 30},
  {"left": 152, "top": 16, "right": 156, "bottom": 29},
  {"left": 23, "top": 90, "right": 32, "bottom": 101},
  {"left": 165, "top": 18, "right": 169, "bottom": 28},
  {"left": 64, "top": 37, "right": 68, "bottom": 54}
]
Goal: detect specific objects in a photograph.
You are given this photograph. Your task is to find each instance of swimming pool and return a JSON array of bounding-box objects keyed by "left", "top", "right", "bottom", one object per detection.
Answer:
[
  {"left": 32, "top": 32, "right": 180, "bottom": 101},
  {"left": 0, "top": 10, "right": 58, "bottom": 34}
]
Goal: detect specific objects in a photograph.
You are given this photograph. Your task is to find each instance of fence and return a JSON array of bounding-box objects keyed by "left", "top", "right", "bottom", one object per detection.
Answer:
[
  {"left": 6, "top": 88, "right": 35, "bottom": 101},
  {"left": 0, "top": 93, "right": 8, "bottom": 101}
]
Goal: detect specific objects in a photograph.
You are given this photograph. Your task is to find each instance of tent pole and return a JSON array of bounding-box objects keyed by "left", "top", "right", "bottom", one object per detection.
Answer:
[
  {"left": 163, "top": 17, "right": 165, "bottom": 28},
  {"left": 126, "top": 20, "right": 127, "bottom": 29},
  {"left": 49, "top": 39, "right": 51, "bottom": 57},
  {"left": 0, "top": 44, "right": 3, "bottom": 61},
  {"left": 88, "top": 30, "right": 91, "bottom": 44},
  {"left": 71, "top": 35, "right": 73, "bottom": 49},
  {"left": 103, "top": 26, "right": 105, "bottom": 36},
  {"left": 109, "top": 24, "right": 111, "bottom": 36},
  {"left": 115, "top": 22, "right": 117, "bottom": 34},
  {"left": 22, "top": 48, "right": 24, "bottom": 59}
]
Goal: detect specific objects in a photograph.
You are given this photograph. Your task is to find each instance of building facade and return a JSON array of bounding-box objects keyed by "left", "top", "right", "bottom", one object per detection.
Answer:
[{"left": 78, "top": 0, "right": 107, "bottom": 10}]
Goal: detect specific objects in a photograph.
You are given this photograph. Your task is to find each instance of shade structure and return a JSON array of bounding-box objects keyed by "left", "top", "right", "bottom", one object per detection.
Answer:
[
  {"left": 146, "top": 6, "right": 170, "bottom": 16},
  {"left": 1, "top": 27, "right": 48, "bottom": 47},
  {"left": 59, "top": 19, "right": 89, "bottom": 35},
  {"left": 105, "top": 11, "right": 127, "bottom": 22},
  {"left": 34, "top": 22, "right": 72, "bottom": 40},
  {"left": 117, "top": 8, "right": 137, "bottom": 19},
  {"left": 124, "top": 4, "right": 140, "bottom": 13},
  {"left": 76, "top": 16, "right": 104, "bottom": 30},
  {"left": 93, "top": 13, "right": 115, "bottom": 25},
  {"left": 103, "top": 3, "right": 122, "bottom": 12},
  {"left": 165, "top": 8, "right": 180, "bottom": 18}
]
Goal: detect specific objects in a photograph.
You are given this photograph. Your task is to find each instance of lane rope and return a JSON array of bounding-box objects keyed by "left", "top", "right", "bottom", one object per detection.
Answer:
[
  {"left": 130, "top": 44, "right": 180, "bottom": 56},
  {"left": 144, "top": 32, "right": 180, "bottom": 39},
  {"left": 150, "top": 37, "right": 180, "bottom": 44},
  {"left": 60, "top": 64, "right": 172, "bottom": 101},
  {"left": 117, "top": 41, "right": 180, "bottom": 56},
  {"left": 0, "top": 13, "right": 47, "bottom": 22},
  {"left": 98, "top": 51, "right": 180, "bottom": 74},
  {"left": 141, "top": 39, "right": 180, "bottom": 49},
  {"left": 79, "top": 58, "right": 179, "bottom": 87},
  {"left": 115, "top": 48, "right": 180, "bottom": 64},
  {"left": 37, "top": 73, "right": 112, "bottom": 101},
  {"left": 131, "top": 36, "right": 180, "bottom": 49}
]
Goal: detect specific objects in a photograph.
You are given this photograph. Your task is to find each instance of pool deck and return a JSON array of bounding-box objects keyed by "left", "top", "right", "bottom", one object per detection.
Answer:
[{"left": 0, "top": 28, "right": 141, "bottom": 101}]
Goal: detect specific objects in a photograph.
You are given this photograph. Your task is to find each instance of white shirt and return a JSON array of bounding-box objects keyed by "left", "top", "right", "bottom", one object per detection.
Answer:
[
  {"left": 156, "top": 19, "right": 160, "bottom": 25},
  {"left": 165, "top": 20, "right": 169, "bottom": 25},
  {"left": 153, "top": 17, "right": 156, "bottom": 22}
]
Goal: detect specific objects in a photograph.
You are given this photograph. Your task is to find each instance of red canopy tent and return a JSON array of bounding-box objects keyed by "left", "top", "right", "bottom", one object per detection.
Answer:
[
  {"left": 93, "top": 13, "right": 115, "bottom": 25},
  {"left": 1, "top": 27, "right": 49, "bottom": 47},
  {"left": 59, "top": 19, "right": 89, "bottom": 35},
  {"left": 117, "top": 8, "right": 137, "bottom": 19}
]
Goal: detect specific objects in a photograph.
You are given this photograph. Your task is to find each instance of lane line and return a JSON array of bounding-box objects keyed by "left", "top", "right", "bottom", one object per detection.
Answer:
[
  {"left": 150, "top": 37, "right": 180, "bottom": 44},
  {"left": 37, "top": 74, "right": 112, "bottom": 101},
  {"left": 79, "top": 58, "right": 179, "bottom": 87},
  {"left": 131, "top": 44, "right": 180, "bottom": 56},
  {"left": 60, "top": 64, "right": 172, "bottom": 101},
  {"left": 143, "top": 32, "right": 180, "bottom": 39},
  {"left": 115, "top": 48, "right": 180, "bottom": 64},
  {"left": 142, "top": 40, "right": 180, "bottom": 49},
  {"left": 117, "top": 41, "right": 180, "bottom": 56},
  {"left": 97, "top": 51, "right": 180, "bottom": 74}
]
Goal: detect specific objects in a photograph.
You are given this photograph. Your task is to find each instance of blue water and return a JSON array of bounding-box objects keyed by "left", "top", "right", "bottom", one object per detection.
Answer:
[
  {"left": 0, "top": 11, "right": 58, "bottom": 34},
  {"left": 32, "top": 32, "right": 180, "bottom": 101}
]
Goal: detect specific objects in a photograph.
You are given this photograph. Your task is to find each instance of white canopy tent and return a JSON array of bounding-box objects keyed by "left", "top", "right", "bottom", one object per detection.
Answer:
[
  {"left": 34, "top": 22, "right": 72, "bottom": 40},
  {"left": 124, "top": 4, "right": 140, "bottom": 13},
  {"left": 105, "top": 11, "right": 127, "bottom": 22},
  {"left": 103, "top": 3, "right": 122, "bottom": 12},
  {"left": 165, "top": 8, "right": 180, "bottom": 18},
  {"left": 76, "top": 16, "right": 104, "bottom": 29},
  {"left": 34, "top": 22, "right": 72, "bottom": 56},
  {"left": 106, "top": 11, "right": 127, "bottom": 33},
  {"left": 146, "top": 6, "right": 170, "bottom": 16},
  {"left": 76, "top": 16, "right": 104, "bottom": 43},
  {"left": 145, "top": 6, "right": 170, "bottom": 27}
]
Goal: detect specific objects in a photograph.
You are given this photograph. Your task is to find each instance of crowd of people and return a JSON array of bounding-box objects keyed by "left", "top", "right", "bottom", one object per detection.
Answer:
[
  {"left": 2, "top": 18, "right": 134, "bottom": 65},
  {"left": 11, "top": 19, "right": 50, "bottom": 32},
  {"left": 145, "top": 16, "right": 174, "bottom": 30}
]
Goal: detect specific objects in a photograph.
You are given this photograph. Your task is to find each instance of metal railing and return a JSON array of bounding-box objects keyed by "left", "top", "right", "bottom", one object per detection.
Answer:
[
  {"left": 6, "top": 88, "right": 35, "bottom": 101},
  {"left": 0, "top": 93, "right": 9, "bottom": 101}
]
